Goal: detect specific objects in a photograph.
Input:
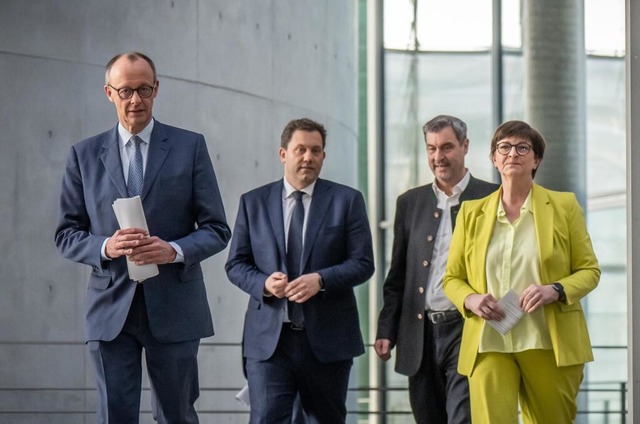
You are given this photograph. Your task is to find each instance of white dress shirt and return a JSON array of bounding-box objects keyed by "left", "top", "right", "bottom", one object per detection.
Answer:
[{"left": 425, "top": 171, "right": 470, "bottom": 311}]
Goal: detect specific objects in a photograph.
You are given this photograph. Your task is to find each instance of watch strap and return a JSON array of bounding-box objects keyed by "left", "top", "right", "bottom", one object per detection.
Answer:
[{"left": 552, "top": 282, "right": 566, "bottom": 303}]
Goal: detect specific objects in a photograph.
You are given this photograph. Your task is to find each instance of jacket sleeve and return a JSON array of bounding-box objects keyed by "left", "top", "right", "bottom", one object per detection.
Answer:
[
  {"left": 54, "top": 146, "right": 108, "bottom": 270},
  {"left": 172, "top": 135, "right": 231, "bottom": 267},
  {"left": 376, "top": 195, "right": 407, "bottom": 342},
  {"left": 315, "top": 191, "right": 375, "bottom": 291},
  {"left": 556, "top": 193, "right": 600, "bottom": 305},
  {"left": 225, "top": 195, "right": 273, "bottom": 301}
]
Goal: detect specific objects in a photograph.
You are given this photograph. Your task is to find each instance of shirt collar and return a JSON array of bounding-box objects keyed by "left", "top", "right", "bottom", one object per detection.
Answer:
[
  {"left": 118, "top": 118, "right": 155, "bottom": 148},
  {"left": 431, "top": 169, "right": 470, "bottom": 199},
  {"left": 283, "top": 178, "right": 317, "bottom": 198},
  {"left": 497, "top": 188, "right": 534, "bottom": 218}
]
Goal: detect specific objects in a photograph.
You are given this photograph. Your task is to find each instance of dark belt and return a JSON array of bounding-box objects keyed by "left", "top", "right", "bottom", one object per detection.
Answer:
[
  {"left": 283, "top": 322, "right": 305, "bottom": 331},
  {"left": 426, "top": 310, "right": 461, "bottom": 324}
]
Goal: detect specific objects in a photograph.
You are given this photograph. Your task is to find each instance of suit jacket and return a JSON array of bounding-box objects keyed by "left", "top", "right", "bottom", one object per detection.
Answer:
[
  {"left": 225, "top": 178, "right": 374, "bottom": 363},
  {"left": 55, "top": 121, "right": 231, "bottom": 343},
  {"left": 376, "top": 175, "right": 498, "bottom": 376},
  {"left": 443, "top": 184, "right": 600, "bottom": 376}
]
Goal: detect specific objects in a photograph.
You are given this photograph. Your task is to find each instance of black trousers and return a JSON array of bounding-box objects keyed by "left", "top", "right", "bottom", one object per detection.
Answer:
[{"left": 408, "top": 314, "right": 471, "bottom": 424}]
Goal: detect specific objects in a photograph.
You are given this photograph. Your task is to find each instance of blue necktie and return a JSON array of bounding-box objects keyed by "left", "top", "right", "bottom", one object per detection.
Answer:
[
  {"left": 287, "top": 191, "right": 305, "bottom": 327},
  {"left": 127, "top": 136, "right": 144, "bottom": 197}
]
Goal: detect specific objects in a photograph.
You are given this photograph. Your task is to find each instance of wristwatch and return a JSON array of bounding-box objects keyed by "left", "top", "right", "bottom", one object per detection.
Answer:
[{"left": 552, "top": 282, "right": 566, "bottom": 303}]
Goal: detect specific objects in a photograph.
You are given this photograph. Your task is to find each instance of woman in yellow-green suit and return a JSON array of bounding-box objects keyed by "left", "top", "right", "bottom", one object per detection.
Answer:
[{"left": 443, "top": 120, "right": 600, "bottom": 424}]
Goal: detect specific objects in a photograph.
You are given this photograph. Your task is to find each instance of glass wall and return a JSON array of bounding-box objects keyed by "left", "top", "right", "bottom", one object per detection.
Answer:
[{"left": 380, "top": 0, "right": 626, "bottom": 422}]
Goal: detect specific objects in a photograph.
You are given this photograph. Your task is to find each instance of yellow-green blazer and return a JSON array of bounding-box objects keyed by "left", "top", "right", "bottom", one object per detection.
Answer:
[{"left": 443, "top": 184, "right": 600, "bottom": 376}]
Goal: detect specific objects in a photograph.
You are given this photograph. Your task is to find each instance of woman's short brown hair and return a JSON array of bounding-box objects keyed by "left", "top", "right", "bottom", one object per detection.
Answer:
[{"left": 490, "top": 120, "right": 546, "bottom": 178}]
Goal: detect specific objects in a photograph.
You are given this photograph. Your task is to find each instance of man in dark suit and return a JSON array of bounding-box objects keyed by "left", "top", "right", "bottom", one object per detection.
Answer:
[
  {"left": 226, "top": 118, "right": 374, "bottom": 424},
  {"left": 55, "top": 52, "right": 231, "bottom": 424},
  {"left": 375, "top": 115, "right": 498, "bottom": 424}
]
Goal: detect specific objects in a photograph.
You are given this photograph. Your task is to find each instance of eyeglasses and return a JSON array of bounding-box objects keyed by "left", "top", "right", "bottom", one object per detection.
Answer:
[
  {"left": 496, "top": 142, "right": 532, "bottom": 156},
  {"left": 108, "top": 83, "right": 156, "bottom": 100}
]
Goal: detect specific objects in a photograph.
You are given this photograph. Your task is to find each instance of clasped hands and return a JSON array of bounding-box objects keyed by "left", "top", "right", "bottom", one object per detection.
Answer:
[
  {"left": 105, "top": 227, "right": 176, "bottom": 265},
  {"left": 464, "top": 283, "right": 561, "bottom": 321},
  {"left": 264, "top": 271, "right": 322, "bottom": 303}
]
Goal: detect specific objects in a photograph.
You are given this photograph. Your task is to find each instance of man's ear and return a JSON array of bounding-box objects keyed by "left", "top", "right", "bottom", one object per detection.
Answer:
[{"left": 104, "top": 85, "right": 115, "bottom": 103}]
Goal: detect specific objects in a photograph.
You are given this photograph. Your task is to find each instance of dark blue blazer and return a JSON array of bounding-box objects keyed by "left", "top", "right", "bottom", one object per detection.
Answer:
[
  {"left": 55, "top": 121, "right": 231, "bottom": 343},
  {"left": 226, "top": 178, "right": 374, "bottom": 363}
]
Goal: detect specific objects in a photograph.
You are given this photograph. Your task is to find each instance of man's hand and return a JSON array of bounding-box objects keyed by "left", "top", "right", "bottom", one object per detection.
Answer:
[
  {"left": 519, "top": 284, "right": 558, "bottom": 313},
  {"left": 105, "top": 228, "right": 148, "bottom": 259},
  {"left": 264, "top": 272, "right": 288, "bottom": 298},
  {"left": 285, "top": 272, "right": 322, "bottom": 303},
  {"left": 374, "top": 339, "right": 394, "bottom": 361},
  {"left": 464, "top": 293, "right": 506, "bottom": 321},
  {"left": 128, "top": 236, "right": 177, "bottom": 265}
]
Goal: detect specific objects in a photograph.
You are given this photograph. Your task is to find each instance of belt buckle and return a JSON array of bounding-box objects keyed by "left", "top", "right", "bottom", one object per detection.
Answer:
[
  {"left": 287, "top": 322, "right": 304, "bottom": 331},
  {"left": 429, "top": 311, "right": 445, "bottom": 324}
]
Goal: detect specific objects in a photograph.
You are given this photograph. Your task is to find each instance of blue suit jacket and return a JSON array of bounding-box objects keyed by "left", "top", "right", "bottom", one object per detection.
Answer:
[
  {"left": 225, "top": 178, "right": 374, "bottom": 363},
  {"left": 55, "top": 121, "right": 231, "bottom": 343}
]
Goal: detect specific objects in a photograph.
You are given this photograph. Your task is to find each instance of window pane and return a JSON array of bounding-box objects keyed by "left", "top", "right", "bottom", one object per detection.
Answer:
[
  {"left": 416, "top": 0, "right": 492, "bottom": 51},
  {"left": 586, "top": 0, "right": 625, "bottom": 55}
]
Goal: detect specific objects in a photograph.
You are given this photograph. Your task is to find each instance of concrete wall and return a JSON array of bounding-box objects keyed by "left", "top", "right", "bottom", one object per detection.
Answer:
[{"left": 0, "top": 1, "right": 359, "bottom": 422}]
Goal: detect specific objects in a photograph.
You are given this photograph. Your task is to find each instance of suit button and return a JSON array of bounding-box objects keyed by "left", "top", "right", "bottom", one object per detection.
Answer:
[
  {"left": 418, "top": 287, "right": 424, "bottom": 294},
  {"left": 434, "top": 211, "right": 440, "bottom": 219},
  {"left": 427, "top": 235, "right": 434, "bottom": 242},
  {"left": 423, "top": 260, "right": 429, "bottom": 267},
  {"left": 417, "top": 313, "right": 423, "bottom": 320}
]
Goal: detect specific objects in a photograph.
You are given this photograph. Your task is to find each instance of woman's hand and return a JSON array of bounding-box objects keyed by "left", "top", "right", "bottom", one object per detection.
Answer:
[
  {"left": 519, "top": 284, "right": 558, "bottom": 313},
  {"left": 464, "top": 293, "right": 506, "bottom": 321}
]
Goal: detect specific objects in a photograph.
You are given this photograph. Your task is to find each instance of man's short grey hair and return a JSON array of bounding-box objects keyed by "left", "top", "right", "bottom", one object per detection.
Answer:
[
  {"left": 104, "top": 51, "right": 157, "bottom": 85},
  {"left": 422, "top": 115, "right": 468, "bottom": 144}
]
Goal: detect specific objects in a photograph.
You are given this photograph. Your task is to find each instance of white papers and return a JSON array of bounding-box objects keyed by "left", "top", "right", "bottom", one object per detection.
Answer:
[
  {"left": 112, "top": 196, "right": 159, "bottom": 282},
  {"left": 486, "top": 290, "right": 524, "bottom": 335},
  {"left": 235, "top": 384, "right": 250, "bottom": 407}
]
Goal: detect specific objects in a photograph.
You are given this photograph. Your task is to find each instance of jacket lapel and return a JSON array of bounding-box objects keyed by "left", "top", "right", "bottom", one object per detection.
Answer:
[
  {"left": 142, "top": 121, "right": 171, "bottom": 201},
  {"left": 474, "top": 189, "right": 501, "bottom": 292},
  {"left": 531, "top": 184, "right": 553, "bottom": 282},
  {"left": 266, "top": 181, "right": 287, "bottom": 268},
  {"left": 100, "top": 126, "right": 128, "bottom": 198},
  {"left": 301, "top": 179, "right": 331, "bottom": 271}
]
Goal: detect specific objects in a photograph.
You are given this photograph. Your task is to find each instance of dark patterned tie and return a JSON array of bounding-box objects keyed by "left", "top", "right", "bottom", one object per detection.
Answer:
[
  {"left": 287, "top": 190, "right": 305, "bottom": 327},
  {"left": 127, "top": 135, "right": 144, "bottom": 197}
]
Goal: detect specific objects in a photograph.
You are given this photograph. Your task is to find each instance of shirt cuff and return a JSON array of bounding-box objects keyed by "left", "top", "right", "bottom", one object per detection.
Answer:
[
  {"left": 101, "top": 238, "right": 111, "bottom": 261},
  {"left": 170, "top": 242, "right": 184, "bottom": 263}
]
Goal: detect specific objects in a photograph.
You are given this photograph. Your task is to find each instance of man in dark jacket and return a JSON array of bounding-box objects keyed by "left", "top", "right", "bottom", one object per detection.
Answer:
[{"left": 375, "top": 115, "right": 499, "bottom": 424}]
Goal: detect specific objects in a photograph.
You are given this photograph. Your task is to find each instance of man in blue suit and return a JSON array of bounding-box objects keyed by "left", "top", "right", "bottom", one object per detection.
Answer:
[
  {"left": 55, "top": 52, "right": 231, "bottom": 423},
  {"left": 226, "top": 118, "right": 374, "bottom": 424}
]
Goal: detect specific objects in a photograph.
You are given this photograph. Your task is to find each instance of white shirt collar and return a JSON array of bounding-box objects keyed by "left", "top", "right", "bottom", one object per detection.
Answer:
[
  {"left": 283, "top": 178, "right": 317, "bottom": 198},
  {"left": 118, "top": 118, "right": 155, "bottom": 148},
  {"left": 432, "top": 169, "right": 471, "bottom": 199}
]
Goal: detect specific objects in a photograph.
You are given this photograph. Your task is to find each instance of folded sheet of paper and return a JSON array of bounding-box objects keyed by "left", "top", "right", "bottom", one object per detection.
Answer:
[
  {"left": 112, "top": 196, "right": 159, "bottom": 282},
  {"left": 235, "top": 384, "right": 250, "bottom": 407},
  {"left": 486, "top": 289, "right": 524, "bottom": 335}
]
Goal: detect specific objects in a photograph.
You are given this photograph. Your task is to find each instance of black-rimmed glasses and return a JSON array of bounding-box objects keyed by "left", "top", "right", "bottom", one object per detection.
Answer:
[
  {"left": 108, "top": 83, "right": 156, "bottom": 100},
  {"left": 496, "top": 142, "right": 532, "bottom": 156}
]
